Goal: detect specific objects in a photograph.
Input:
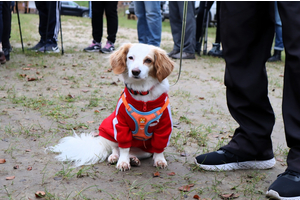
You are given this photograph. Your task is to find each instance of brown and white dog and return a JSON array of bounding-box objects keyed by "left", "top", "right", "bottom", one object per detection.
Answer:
[{"left": 47, "top": 43, "right": 175, "bottom": 171}]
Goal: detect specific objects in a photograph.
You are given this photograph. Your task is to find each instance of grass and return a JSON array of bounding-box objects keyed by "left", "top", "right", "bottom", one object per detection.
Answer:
[{"left": 0, "top": 6, "right": 288, "bottom": 200}]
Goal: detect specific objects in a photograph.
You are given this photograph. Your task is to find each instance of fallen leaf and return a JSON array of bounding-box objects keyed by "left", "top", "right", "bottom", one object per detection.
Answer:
[
  {"left": 220, "top": 193, "right": 239, "bottom": 199},
  {"left": 25, "top": 149, "right": 31, "bottom": 152},
  {"left": 19, "top": 74, "right": 27, "bottom": 77},
  {"left": 94, "top": 110, "right": 100, "bottom": 113},
  {"left": 193, "top": 195, "right": 200, "bottom": 199},
  {"left": 13, "top": 165, "right": 19, "bottom": 169},
  {"left": 27, "top": 166, "right": 32, "bottom": 171},
  {"left": 36, "top": 71, "right": 40, "bottom": 75},
  {"left": 35, "top": 191, "right": 46, "bottom": 198},
  {"left": 81, "top": 90, "right": 89, "bottom": 93},
  {"left": 22, "top": 67, "right": 31, "bottom": 70},
  {"left": 168, "top": 172, "right": 176, "bottom": 176},
  {"left": 153, "top": 171, "right": 160, "bottom": 177},
  {"left": 111, "top": 82, "right": 118, "bottom": 86},
  {"left": 58, "top": 121, "right": 66, "bottom": 124},
  {"left": 6, "top": 176, "right": 15, "bottom": 180},
  {"left": 27, "top": 77, "right": 37, "bottom": 81},
  {"left": 199, "top": 97, "right": 205, "bottom": 100},
  {"left": 27, "top": 64, "right": 32, "bottom": 67},
  {"left": 87, "top": 121, "right": 94, "bottom": 124},
  {"left": 107, "top": 68, "right": 112, "bottom": 72},
  {"left": 0, "top": 159, "right": 6, "bottom": 164},
  {"left": 72, "top": 64, "right": 78, "bottom": 67},
  {"left": 67, "top": 94, "right": 75, "bottom": 98},
  {"left": 81, "top": 126, "right": 88, "bottom": 130},
  {"left": 180, "top": 152, "right": 188, "bottom": 157},
  {"left": 279, "top": 75, "right": 284, "bottom": 77},
  {"left": 178, "top": 185, "right": 192, "bottom": 192},
  {"left": 276, "top": 158, "right": 283, "bottom": 162}
]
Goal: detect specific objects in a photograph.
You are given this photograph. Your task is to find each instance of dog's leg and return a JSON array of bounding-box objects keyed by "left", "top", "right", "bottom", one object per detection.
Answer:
[
  {"left": 108, "top": 144, "right": 119, "bottom": 164},
  {"left": 153, "top": 152, "right": 167, "bottom": 168},
  {"left": 116, "top": 147, "right": 131, "bottom": 171}
]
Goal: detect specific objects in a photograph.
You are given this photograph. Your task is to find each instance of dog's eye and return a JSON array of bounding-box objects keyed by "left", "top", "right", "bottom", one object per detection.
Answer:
[
  {"left": 144, "top": 58, "right": 152, "bottom": 63},
  {"left": 128, "top": 56, "right": 133, "bottom": 60}
]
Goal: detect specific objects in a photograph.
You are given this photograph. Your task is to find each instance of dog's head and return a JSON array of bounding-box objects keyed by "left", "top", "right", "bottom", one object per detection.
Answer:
[{"left": 110, "top": 43, "right": 175, "bottom": 82}]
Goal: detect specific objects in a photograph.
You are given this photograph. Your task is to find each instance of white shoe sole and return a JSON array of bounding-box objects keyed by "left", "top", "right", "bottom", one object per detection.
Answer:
[
  {"left": 194, "top": 157, "right": 276, "bottom": 171},
  {"left": 266, "top": 189, "right": 300, "bottom": 200}
]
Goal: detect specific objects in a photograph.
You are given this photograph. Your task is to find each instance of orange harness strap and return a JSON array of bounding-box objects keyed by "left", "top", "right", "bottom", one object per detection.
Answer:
[{"left": 121, "top": 93, "right": 169, "bottom": 141}]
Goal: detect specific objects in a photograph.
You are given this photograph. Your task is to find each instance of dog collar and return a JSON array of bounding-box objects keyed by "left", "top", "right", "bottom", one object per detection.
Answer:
[{"left": 125, "top": 84, "right": 154, "bottom": 96}]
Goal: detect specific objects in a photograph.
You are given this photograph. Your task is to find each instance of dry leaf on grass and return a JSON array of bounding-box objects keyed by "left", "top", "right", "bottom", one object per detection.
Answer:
[
  {"left": 35, "top": 191, "right": 46, "bottom": 198},
  {"left": 153, "top": 172, "right": 160, "bottom": 177},
  {"left": 193, "top": 195, "right": 200, "bottom": 199},
  {"left": 178, "top": 184, "right": 195, "bottom": 192},
  {"left": 27, "top": 166, "right": 33, "bottom": 171},
  {"left": 220, "top": 193, "right": 239, "bottom": 199},
  {"left": 13, "top": 165, "right": 19, "bottom": 169},
  {"left": 168, "top": 172, "right": 176, "bottom": 176},
  {"left": 6, "top": 176, "right": 15, "bottom": 180},
  {"left": 0, "top": 159, "right": 6, "bottom": 164}
]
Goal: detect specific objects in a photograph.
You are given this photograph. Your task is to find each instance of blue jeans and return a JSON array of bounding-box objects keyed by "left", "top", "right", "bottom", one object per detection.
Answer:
[
  {"left": 274, "top": 2, "right": 284, "bottom": 51},
  {"left": 134, "top": 1, "right": 162, "bottom": 47}
]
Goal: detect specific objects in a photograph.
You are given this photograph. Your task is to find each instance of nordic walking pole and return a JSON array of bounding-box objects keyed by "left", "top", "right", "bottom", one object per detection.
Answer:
[
  {"left": 59, "top": 3, "right": 64, "bottom": 55},
  {"left": 16, "top": 2, "right": 24, "bottom": 52}
]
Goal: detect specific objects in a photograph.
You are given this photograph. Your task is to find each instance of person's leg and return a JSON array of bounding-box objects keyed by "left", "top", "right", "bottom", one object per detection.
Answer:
[
  {"left": 0, "top": 2, "right": 6, "bottom": 64},
  {"left": 171, "top": 1, "right": 195, "bottom": 59},
  {"left": 208, "top": 1, "right": 223, "bottom": 57},
  {"left": 2, "top": 1, "right": 12, "bottom": 60},
  {"left": 267, "top": 2, "right": 300, "bottom": 199},
  {"left": 134, "top": 1, "right": 148, "bottom": 44},
  {"left": 100, "top": 1, "right": 118, "bottom": 53},
  {"left": 144, "top": 1, "right": 161, "bottom": 47},
  {"left": 91, "top": 1, "right": 104, "bottom": 43},
  {"left": 268, "top": 2, "right": 283, "bottom": 62},
  {"left": 195, "top": 2, "right": 276, "bottom": 170},
  {"left": 37, "top": 1, "right": 60, "bottom": 52},
  {"left": 104, "top": 1, "right": 118, "bottom": 44},
  {"left": 169, "top": 1, "right": 181, "bottom": 53}
]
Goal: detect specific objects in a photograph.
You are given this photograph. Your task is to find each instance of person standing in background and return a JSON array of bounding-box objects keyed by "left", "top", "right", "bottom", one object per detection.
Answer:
[
  {"left": 28, "top": 1, "right": 61, "bottom": 53},
  {"left": 168, "top": 1, "right": 196, "bottom": 59},
  {"left": 133, "top": 1, "right": 162, "bottom": 47},
  {"left": 84, "top": 1, "right": 118, "bottom": 53},
  {"left": 0, "top": 1, "right": 12, "bottom": 62}
]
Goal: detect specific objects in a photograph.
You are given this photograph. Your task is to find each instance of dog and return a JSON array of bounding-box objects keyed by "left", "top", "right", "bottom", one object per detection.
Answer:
[{"left": 46, "top": 43, "right": 175, "bottom": 171}]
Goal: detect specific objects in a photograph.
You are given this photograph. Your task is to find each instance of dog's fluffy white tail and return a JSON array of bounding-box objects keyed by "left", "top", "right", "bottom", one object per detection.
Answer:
[{"left": 46, "top": 132, "right": 112, "bottom": 167}]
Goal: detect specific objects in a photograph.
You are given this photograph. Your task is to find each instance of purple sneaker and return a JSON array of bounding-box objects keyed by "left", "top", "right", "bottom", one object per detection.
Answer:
[
  {"left": 83, "top": 40, "right": 101, "bottom": 52},
  {"left": 100, "top": 41, "right": 115, "bottom": 53}
]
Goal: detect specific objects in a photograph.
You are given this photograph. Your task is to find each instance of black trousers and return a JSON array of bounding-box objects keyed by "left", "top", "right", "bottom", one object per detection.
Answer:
[
  {"left": 0, "top": 1, "right": 12, "bottom": 48},
  {"left": 220, "top": 2, "right": 300, "bottom": 172},
  {"left": 91, "top": 1, "right": 118, "bottom": 44},
  {"left": 35, "top": 1, "right": 61, "bottom": 43}
]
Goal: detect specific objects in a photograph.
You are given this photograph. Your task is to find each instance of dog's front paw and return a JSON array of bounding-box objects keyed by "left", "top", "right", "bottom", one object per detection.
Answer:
[
  {"left": 116, "top": 160, "right": 131, "bottom": 171},
  {"left": 153, "top": 152, "right": 167, "bottom": 168},
  {"left": 108, "top": 153, "right": 119, "bottom": 164}
]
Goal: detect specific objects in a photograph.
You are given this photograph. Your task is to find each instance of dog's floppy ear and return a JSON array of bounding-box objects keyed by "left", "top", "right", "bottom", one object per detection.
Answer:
[
  {"left": 110, "top": 43, "right": 132, "bottom": 74},
  {"left": 154, "top": 48, "right": 175, "bottom": 82}
]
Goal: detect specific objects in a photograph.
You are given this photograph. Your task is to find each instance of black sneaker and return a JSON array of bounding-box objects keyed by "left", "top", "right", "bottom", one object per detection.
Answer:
[
  {"left": 207, "top": 43, "right": 223, "bottom": 58},
  {"left": 100, "top": 40, "right": 115, "bottom": 53},
  {"left": 167, "top": 49, "right": 180, "bottom": 57},
  {"left": 28, "top": 40, "right": 46, "bottom": 51},
  {"left": 38, "top": 42, "right": 60, "bottom": 53},
  {"left": 195, "top": 149, "right": 276, "bottom": 171},
  {"left": 266, "top": 170, "right": 300, "bottom": 200},
  {"left": 83, "top": 40, "right": 101, "bottom": 52}
]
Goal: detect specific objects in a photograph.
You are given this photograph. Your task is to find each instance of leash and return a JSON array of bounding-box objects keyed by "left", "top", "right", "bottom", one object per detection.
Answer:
[{"left": 171, "top": 1, "right": 188, "bottom": 86}]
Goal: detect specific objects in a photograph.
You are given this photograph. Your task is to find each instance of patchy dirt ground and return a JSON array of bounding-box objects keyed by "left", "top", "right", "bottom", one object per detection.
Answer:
[{"left": 0, "top": 15, "right": 288, "bottom": 200}]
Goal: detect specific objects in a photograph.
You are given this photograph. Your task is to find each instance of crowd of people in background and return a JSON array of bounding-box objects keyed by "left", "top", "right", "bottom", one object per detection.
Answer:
[{"left": 2, "top": 2, "right": 300, "bottom": 200}]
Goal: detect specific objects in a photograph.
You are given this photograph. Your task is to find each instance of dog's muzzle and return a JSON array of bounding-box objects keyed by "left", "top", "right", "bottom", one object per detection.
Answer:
[{"left": 131, "top": 68, "right": 141, "bottom": 79}]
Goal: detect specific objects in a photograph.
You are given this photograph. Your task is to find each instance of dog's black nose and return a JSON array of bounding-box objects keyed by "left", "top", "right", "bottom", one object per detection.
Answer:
[{"left": 132, "top": 69, "right": 141, "bottom": 76}]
